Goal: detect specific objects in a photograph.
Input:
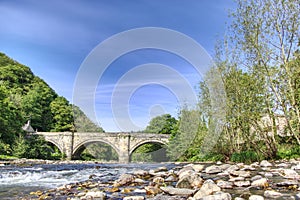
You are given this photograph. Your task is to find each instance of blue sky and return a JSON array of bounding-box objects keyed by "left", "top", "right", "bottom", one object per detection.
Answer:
[{"left": 0, "top": 0, "right": 234, "bottom": 132}]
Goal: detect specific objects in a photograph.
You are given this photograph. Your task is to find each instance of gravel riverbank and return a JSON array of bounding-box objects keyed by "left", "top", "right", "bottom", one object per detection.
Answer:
[{"left": 5, "top": 159, "right": 300, "bottom": 200}]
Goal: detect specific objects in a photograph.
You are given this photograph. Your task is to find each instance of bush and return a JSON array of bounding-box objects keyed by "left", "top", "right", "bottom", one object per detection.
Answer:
[
  {"left": 190, "top": 152, "right": 225, "bottom": 162},
  {"left": 277, "top": 145, "right": 300, "bottom": 160},
  {"left": 0, "top": 141, "right": 11, "bottom": 155},
  {"left": 230, "top": 150, "right": 262, "bottom": 163}
]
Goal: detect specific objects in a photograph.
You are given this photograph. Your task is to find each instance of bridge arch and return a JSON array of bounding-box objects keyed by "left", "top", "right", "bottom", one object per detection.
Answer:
[
  {"left": 129, "top": 139, "right": 168, "bottom": 155},
  {"left": 43, "top": 138, "right": 64, "bottom": 154},
  {"left": 73, "top": 139, "right": 120, "bottom": 159}
]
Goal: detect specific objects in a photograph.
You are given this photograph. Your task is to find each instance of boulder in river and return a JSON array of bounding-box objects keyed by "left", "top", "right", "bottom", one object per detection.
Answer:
[
  {"left": 264, "top": 190, "right": 283, "bottom": 198},
  {"left": 113, "top": 174, "right": 135, "bottom": 187},
  {"left": 193, "top": 179, "right": 221, "bottom": 199},
  {"left": 248, "top": 195, "right": 264, "bottom": 200},
  {"left": 260, "top": 160, "right": 272, "bottom": 167},
  {"left": 198, "top": 191, "right": 232, "bottom": 200},
  {"left": 160, "top": 186, "right": 196, "bottom": 196},
  {"left": 251, "top": 178, "right": 268, "bottom": 188},
  {"left": 205, "top": 165, "right": 222, "bottom": 174}
]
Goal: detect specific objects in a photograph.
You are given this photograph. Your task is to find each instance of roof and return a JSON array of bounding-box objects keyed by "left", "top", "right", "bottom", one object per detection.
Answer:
[{"left": 22, "top": 120, "right": 35, "bottom": 133}]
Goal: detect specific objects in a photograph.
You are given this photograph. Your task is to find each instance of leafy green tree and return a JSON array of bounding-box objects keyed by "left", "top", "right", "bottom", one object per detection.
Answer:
[
  {"left": 0, "top": 85, "right": 23, "bottom": 147},
  {"left": 229, "top": 0, "right": 300, "bottom": 145},
  {"left": 167, "top": 108, "right": 203, "bottom": 161},
  {"left": 50, "top": 96, "right": 74, "bottom": 132},
  {"left": 145, "top": 114, "right": 178, "bottom": 134},
  {"left": 22, "top": 77, "right": 57, "bottom": 131}
]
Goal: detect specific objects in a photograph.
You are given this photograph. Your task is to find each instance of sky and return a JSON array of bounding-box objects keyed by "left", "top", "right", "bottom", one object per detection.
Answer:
[{"left": 0, "top": 0, "right": 235, "bottom": 132}]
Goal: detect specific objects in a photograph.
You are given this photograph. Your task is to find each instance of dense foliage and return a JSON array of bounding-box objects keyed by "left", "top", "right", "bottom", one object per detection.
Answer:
[
  {"left": 0, "top": 53, "right": 103, "bottom": 160},
  {"left": 169, "top": 0, "right": 300, "bottom": 163}
]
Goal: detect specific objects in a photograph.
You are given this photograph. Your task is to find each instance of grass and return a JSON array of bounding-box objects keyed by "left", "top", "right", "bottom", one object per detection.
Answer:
[{"left": 0, "top": 154, "right": 19, "bottom": 160}]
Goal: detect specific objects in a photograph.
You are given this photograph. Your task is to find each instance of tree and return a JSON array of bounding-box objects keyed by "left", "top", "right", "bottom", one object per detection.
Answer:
[
  {"left": 145, "top": 114, "right": 178, "bottom": 134},
  {"left": 229, "top": 0, "right": 300, "bottom": 146},
  {"left": 22, "top": 77, "right": 57, "bottom": 131},
  {"left": 50, "top": 97, "right": 74, "bottom": 132},
  {"left": 167, "top": 108, "right": 203, "bottom": 161}
]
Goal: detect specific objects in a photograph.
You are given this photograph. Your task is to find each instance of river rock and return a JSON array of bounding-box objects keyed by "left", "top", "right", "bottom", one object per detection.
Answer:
[
  {"left": 165, "top": 175, "right": 177, "bottom": 182},
  {"left": 178, "top": 169, "right": 195, "bottom": 180},
  {"left": 228, "top": 176, "right": 245, "bottom": 182},
  {"left": 241, "top": 165, "right": 256, "bottom": 171},
  {"left": 123, "top": 196, "right": 145, "bottom": 200},
  {"left": 281, "top": 169, "right": 299, "bottom": 179},
  {"left": 225, "top": 165, "right": 240, "bottom": 173},
  {"left": 193, "top": 179, "right": 221, "bottom": 199},
  {"left": 251, "top": 178, "right": 268, "bottom": 187},
  {"left": 234, "top": 198, "right": 245, "bottom": 200},
  {"left": 191, "top": 164, "right": 205, "bottom": 172},
  {"left": 205, "top": 165, "right": 222, "bottom": 174},
  {"left": 230, "top": 170, "right": 251, "bottom": 178},
  {"left": 276, "top": 163, "right": 289, "bottom": 168},
  {"left": 148, "top": 193, "right": 186, "bottom": 200},
  {"left": 160, "top": 186, "right": 196, "bottom": 196},
  {"left": 134, "top": 178, "right": 146, "bottom": 184},
  {"left": 176, "top": 173, "right": 203, "bottom": 189},
  {"left": 145, "top": 186, "right": 162, "bottom": 195},
  {"left": 233, "top": 180, "right": 250, "bottom": 187},
  {"left": 199, "top": 192, "right": 232, "bottom": 200},
  {"left": 248, "top": 195, "right": 264, "bottom": 200},
  {"left": 216, "top": 180, "right": 233, "bottom": 189},
  {"left": 276, "top": 180, "right": 298, "bottom": 187},
  {"left": 292, "top": 163, "right": 300, "bottom": 170},
  {"left": 176, "top": 175, "right": 192, "bottom": 188},
  {"left": 251, "top": 175, "right": 263, "bottom": 181},
  {"left": 133, "top": 188, "right": 146, "bottom": 193},
  {"left": 151, "top": 166, "right": 168, "bottom": 173},
  {"left": 84, "top": 191, "right": 106, "bottom": 199},
  {"left": 153, "top": 176, "right": 164, "bottom": 185},
  {"left": 114, "top": 174, "right": 135, "bottom": 187},
  {"left": 260, "top": 160, "right": 272, "bottom": 167},
  {"left": 263, "top": 190, "right": 283, "bottom": 198},
  {"left": 134, "top": 170, "right": 149, "bottom": 177}
]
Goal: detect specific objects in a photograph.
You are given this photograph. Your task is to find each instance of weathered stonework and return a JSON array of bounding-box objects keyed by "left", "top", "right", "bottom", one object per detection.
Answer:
[{"left": 36, "top": 132, "right": 169, "bottom": 163}]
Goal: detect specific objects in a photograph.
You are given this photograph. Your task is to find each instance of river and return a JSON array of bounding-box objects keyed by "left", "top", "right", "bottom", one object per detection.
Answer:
[{"left": 0, "top": 162, "right": 176, "bottom": 199}]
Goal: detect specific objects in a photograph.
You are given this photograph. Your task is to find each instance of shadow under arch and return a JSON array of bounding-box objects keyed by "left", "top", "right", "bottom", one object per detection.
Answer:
[
  {"left": 130, "top": 140, "right": 169, "bottom": 162},
  {"left": 72, "top": 140, "right": 119, "bottom": 161}
]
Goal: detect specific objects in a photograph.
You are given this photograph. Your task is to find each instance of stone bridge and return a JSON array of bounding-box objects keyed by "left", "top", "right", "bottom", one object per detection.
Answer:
[{"left": 36, "top": 132, "right": 169, "bottom": 163}]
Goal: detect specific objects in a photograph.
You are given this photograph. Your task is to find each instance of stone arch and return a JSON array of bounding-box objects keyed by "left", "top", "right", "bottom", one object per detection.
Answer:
[
  {"left": 129, "top": 140, "right": 168, "bottom": 162},
  {"left": 130, "top": 140, "right": 168, "bottom": 155},
  {"left": 43, "top": 139, "right": 64, "bottom": 154},
  {"left": 72, "top": 139, "right": 120, "bottom": 159}
]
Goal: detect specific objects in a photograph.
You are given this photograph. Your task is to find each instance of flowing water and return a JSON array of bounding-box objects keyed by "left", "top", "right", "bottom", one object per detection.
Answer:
[{"left": 0, "top": 162, "right": 175, "bottom": 199}]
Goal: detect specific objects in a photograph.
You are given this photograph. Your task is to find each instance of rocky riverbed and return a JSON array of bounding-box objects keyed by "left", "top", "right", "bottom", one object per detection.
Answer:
[{"left": 15, "top": 159, "right": 300, "bottom": 200}]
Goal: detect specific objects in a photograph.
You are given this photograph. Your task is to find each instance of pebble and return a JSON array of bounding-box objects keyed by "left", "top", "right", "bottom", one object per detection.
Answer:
[
  {"left": 200, "top": 192, "right": 231, "bottom": 200},
  {"left": 264, "top": 190, "right": 283, "bottom": 198},
  {"left": 249, "top": 195, "right": 264, "bottom": 200},
  {"left": 205, "top": 165, "right": 222, "bottom": 174},
  {"left": 160, "top": 186, "right": 196, "bottom": 196},
  {"left": 216, "top": 180, "right": 233, "bottom": 189},
  {"left": 123, "top": 196, "right": 145, "bottom": 200},
  {"left": 260, "top": 160, "right": 273, "bottom": 167},
  {"left": 233, "top": 180, "right": 251, "bottom": 187}
]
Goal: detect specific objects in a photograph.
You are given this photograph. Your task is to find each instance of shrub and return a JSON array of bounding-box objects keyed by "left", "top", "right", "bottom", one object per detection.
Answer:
[{"left": 230, "top": 150, "right": 262, "bottom": 163}]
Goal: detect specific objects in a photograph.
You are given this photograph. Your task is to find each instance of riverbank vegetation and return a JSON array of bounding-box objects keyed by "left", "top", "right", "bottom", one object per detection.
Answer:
[
  {"left": 0, "top": 53, "right": 104, "bottom": 160},
  {"left": 165, "top": 0, "right": 300, "bottom": 163}
]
